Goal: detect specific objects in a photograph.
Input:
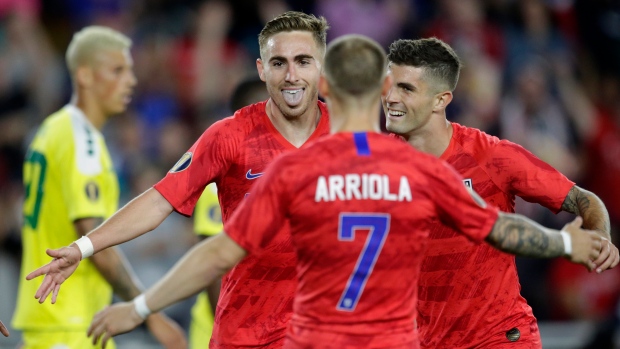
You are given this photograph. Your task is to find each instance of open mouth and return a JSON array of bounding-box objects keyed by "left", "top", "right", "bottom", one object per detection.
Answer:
[
  {"left": 387, "top": 109, "right": 405, "bottom": 119},
  {"left": 282, "top": 88, "right": 304, "bottom": 106}
]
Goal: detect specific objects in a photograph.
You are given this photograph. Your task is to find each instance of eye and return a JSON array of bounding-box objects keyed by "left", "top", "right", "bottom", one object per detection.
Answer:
[
  {"left": 272, "top": 61, "right": 284, "bottom": 67},
  {"left": 299, "top": 59, "right": 311, "bottom": 65}
]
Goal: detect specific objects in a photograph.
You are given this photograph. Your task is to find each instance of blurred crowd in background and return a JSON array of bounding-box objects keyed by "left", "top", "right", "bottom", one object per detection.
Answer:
[{"left": 1, "top": 0, "right": 620, "bottom": 347}]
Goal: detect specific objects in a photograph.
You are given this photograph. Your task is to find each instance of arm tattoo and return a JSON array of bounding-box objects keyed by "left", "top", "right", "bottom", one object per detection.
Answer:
[
  {"left": 561, "top": 185, "right": 611, "bottom": 239},
  {"left": 486, "top": 213, "right": 564, "bottom": 258}
]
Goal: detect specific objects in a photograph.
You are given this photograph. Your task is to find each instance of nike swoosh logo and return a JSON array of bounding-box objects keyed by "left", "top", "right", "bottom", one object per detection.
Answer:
[{"left": 246, "top": 169, "right": 264, "bottom": 180}]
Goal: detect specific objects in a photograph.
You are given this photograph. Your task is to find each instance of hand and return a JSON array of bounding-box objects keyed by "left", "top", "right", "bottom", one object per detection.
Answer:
[
  {"left": 0, "top": 319, "right": 9, "bottom": 337},
  {"left": 563, "top": 217, "right": 603, "bottom": 271},
  {"left": 88, "top": 302, "right": 144, "bottom": 348},
  {"left": 592, "top": 238, "right": 620, "bottom": 273},
  {"left": 26, "top": 245, "right": 82, "bottom": 304},
  {"left": 146, "top": 312, "right": 187, "bottom": 349}
]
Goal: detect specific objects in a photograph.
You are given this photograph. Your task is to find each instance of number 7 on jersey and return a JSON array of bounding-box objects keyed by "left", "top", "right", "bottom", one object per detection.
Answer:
[{"left": 337, "top": 213, "right": 391, "bottom": 312}]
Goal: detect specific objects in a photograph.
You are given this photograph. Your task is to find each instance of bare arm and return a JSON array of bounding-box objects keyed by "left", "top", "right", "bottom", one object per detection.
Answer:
[
  {"left": 561, "top": 185, "right": 611, "bottom": 239},
  {"left": 88, "top": 187, "right": 175, "bottom": 253},
  {"left": 27, "top": 188, "right": 174, "bottom": 303},
  {"left": 88, "top": 233, "right": 246, "bottom": 347},
  {"left": 74, "top": 218, "right": 143, "bottom": 301},
  {"left": 485, "top": 212, "right": 602, "bottom": 270},
  {"left": 0, "top": 319, "right": 8, "bottom": 337},
  {"left": 561, "top": 185, "right": 618, "bottom": 272}
]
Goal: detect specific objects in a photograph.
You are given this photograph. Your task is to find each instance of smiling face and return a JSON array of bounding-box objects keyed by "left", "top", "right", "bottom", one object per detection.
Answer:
[
  {"left": 382, "top": 63, "right": 439, "bottom": 136},
  {"left": 257, "top": 31, "right": 323, "bottom": 119},
  {"left": 89, "top": 48, "right": 136, "bottom": 116}
]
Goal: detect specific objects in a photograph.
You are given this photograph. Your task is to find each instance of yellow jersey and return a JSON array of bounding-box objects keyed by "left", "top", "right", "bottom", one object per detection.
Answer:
[
  {"left": 13, "top": 105, "right": 119, "bottom": 331},
  {"left": 190, "top": 184, "right": 222, "bottom": 348}
]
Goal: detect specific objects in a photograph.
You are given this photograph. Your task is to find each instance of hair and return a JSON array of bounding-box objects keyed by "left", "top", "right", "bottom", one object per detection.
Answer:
[
  {"left": 324, "top": 34, "right": 386, "bottom": 98},
  {"left": 258, "top": 11, "right": 329, "bottom": 58},
  {"left": 66, "top": 26, "right": 132, "bottom": 75},
  {"left": 387, "top": 38, "right": 462, "bottom": 92},
  {"left": 230, "top": 77, "right": 268, "bottom": 111}
]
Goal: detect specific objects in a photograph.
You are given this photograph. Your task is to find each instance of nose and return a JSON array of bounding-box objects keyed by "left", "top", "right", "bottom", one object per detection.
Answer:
[
  {"left": 128, "top": 70, "right": 137, "bottom": 87},
  {"left": 384, "top": 85, "right": 397, "bottom": 104},
  {"left": 285, "top": 64, "right": 298, "bottom": 83}
]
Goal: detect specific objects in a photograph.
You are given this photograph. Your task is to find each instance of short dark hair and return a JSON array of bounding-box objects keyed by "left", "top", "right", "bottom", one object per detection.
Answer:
[
  {"left": 324, "top": 34, "right": 386, "bottom": 97},
  {"left": 229, "top": 77, "right": 268, "bottom": 111},
  {"left": 387, "top": 38, "right": 462, "bottom": 92},
  {"left": 258, "top": 11, "right": 329, "bottom": 59}
]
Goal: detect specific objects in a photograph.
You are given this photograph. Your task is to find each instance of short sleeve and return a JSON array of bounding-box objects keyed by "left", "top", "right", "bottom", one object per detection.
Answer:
[
  {"left": 60, "top": 132, "right": 108, "bottom": 221},
  {"left": 154, "top": 119, "right": 237, "bottom": 216},
  {"left": 428, "top": 161, "right": 499, "bottom": 243},
  {"left": 487, "top": 140, "right": 575, "bottom": 213},
  {"left": 224, "top": 156, "right": 292, "bottom": 254}
]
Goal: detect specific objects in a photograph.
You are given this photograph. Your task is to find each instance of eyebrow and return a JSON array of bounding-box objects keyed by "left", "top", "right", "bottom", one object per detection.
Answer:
[
  {"left": 397, "top": 82, "right": 417, "bottom": 91},
  {"left": 269, "top": 54, "right": 315, "bottom": 63}
]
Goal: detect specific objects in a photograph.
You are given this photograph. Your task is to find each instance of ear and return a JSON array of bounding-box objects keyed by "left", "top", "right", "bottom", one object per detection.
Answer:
[
  {"left": 75, "top": 66, "right": 94, "bottom": 88},
  {"left": 434, "top": 90, "right": 453, "bottom": 112},
  {"left": 256, "top": 58, "right": 266, "bottom": 82},
  {"left": 381, "top": 75, "right": 393, "bottom": 98},
  {"left": 318, "top": 74, "right": 329, "bottom": 100}
]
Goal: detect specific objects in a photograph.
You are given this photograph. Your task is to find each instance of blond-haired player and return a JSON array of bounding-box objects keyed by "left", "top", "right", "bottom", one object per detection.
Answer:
[{"left": 12, "top": 26, "right": 186, "bottom": 349}]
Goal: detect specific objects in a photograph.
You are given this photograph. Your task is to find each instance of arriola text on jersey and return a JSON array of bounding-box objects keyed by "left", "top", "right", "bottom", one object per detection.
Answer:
[{"left": 315, "top": 174, "right": 412, "bottom": 202}]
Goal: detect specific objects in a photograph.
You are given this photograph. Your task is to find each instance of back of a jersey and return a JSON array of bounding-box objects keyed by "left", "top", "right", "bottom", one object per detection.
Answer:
[{"left": 280, "top": 132, "right": 495, "bottom": 347}]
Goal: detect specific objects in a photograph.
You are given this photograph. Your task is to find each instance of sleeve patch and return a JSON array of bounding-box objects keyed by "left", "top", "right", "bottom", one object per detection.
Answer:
[{"left": 170, "top": 152, "right": 193, "bottom": 173}]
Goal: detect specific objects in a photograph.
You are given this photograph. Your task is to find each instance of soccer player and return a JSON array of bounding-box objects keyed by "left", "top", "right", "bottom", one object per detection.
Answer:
[
  {"left": 82, "top": 34, "right": 603, "bottom": 349},
  {"left": 382, "top": 37, "right": 620, "bottom": 348},
  {"left": 27, "top": 11, "right": 330, "bottom": 349},
  {"left": 11, "top": 26, "right": 186, "bottom": 349},
  {"left": 188, "top": 77, "right": 268, "bottom": 349}
]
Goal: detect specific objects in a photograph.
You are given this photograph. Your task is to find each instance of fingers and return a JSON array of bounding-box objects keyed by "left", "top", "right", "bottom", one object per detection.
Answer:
[
  {"left": 0, "top": 320, "right": 9, "bottom": 337},
  {"left": 569, "top": 216, "right": 583, "bottom": 228},
  {"left": 593, "top": 240, "right": 611, "bottom": 266},
  {"left": 51, "top": 283, "right": 61, "bottom": 304},
  {"left": 26, "top": 264, "right": 49, "bottom": 281}
]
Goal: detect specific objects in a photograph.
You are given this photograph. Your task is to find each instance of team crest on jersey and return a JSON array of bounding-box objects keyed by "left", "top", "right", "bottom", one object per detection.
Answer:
[
  {"left": 170, "top": 152, "right": 193, "bottom": 173},
  {"left": 85, "top": 181, "right": 99, "bottom": 202}
]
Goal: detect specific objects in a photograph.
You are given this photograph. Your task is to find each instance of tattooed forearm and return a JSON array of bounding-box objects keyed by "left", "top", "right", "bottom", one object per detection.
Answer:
[
  {"left": 561, "top": 185, "right": 611, "bottom": 239},
  {"left": 485, "top": 212, "right": 565, "bottom": 258}
]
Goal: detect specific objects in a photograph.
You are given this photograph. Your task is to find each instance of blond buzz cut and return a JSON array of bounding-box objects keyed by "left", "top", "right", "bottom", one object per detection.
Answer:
[{"left": 65, "top": 26, "right": 132, "bottom": 75}]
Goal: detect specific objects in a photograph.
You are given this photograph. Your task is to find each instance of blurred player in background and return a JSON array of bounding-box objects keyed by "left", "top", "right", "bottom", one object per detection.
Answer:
[
  {"left": 383, "top": 37, "right": 619, "bottom": 348},
  {"left": 27, "top": 11, "right": 330, "bottom": 349},
  {"left": 85, "top": 33, "right": 603, "bottom": 349},
  {"left": 12, "top": 26, "right": 186, "bottom": 349},
  {"left": 189, "top": 77, "right": 268, "bottom": 348}
]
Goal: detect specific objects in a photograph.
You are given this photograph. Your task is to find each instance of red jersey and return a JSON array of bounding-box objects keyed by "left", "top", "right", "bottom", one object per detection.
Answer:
[
  {"left": 417, "top": 123, "right": 575, "bottom": 349},
  {"left": 225, "top": 132, "right": 499, "bottom": 349},
  {"left": 154, "top": 100, "right": 330, "bottom": 348}
]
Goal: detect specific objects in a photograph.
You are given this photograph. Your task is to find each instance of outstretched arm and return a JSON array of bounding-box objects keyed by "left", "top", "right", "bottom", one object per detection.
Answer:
[
  {"left": 486, "top": 213, "right": 602, "bottom": 271},
  {"left": 27, "top": 188, "right": 174, "bottom": 303},
  {"left": 561, "top": 185, "right": 618, "bottom": 272},
  {"left": 88, "top": 233, "right": 246, "bottom": 348}
]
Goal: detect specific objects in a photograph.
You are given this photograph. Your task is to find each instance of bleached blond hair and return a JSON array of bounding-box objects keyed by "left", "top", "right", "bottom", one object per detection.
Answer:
[{"left": 65, "top": 26, "right": 132, "bottom": 75}]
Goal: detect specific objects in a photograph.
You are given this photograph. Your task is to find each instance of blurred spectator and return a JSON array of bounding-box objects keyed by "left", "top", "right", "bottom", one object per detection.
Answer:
[{"left": 314, "top": 0, "right": 412, "bottom": 47}]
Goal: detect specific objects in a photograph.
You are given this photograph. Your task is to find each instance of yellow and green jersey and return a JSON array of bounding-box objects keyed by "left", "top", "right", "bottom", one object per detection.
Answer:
[
  {"left": 190, "top": 184, "right": 222, "bottom": 348},
  {"left": 13, "top": 105, "right": 119, "bottom": 331}
]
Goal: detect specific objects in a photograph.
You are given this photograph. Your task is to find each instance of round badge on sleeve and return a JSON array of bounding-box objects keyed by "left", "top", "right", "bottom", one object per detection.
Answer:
[
  {"left": 170, "top": 152, "right": 193, "bottom": 173},
  {"left": 85, "top": 181, "right": 100, "bottom": 202}
]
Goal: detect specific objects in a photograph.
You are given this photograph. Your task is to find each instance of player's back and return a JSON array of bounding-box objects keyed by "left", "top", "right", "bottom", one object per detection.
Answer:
[{"left": 277, "top": 132, "right": 495, "bottom": 348}]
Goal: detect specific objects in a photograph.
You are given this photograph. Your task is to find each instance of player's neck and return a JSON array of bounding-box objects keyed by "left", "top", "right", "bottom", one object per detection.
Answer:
[
  {"left": 265, "top": 99, "right": 321, "bottom": 148},
  {"left": 404, "top": 117, "right": 452, "bottom": 157},
  {"left": 72, "top": 95, "right": 107, "bottom": 130},
  {"left": 329, "top": 102, "right": 381, "bottom": 134}
]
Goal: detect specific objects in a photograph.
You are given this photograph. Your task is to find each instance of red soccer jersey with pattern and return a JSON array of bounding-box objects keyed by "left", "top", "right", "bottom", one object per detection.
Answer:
[
  {"left": 224, "top": 132, "right": 500, "bottom": 349},
  {"left": 154, "top": 100, "right": 330, "bottom": 348},
  {"left": 417, "top": 123, "right": 575, "bottom": 349}
]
